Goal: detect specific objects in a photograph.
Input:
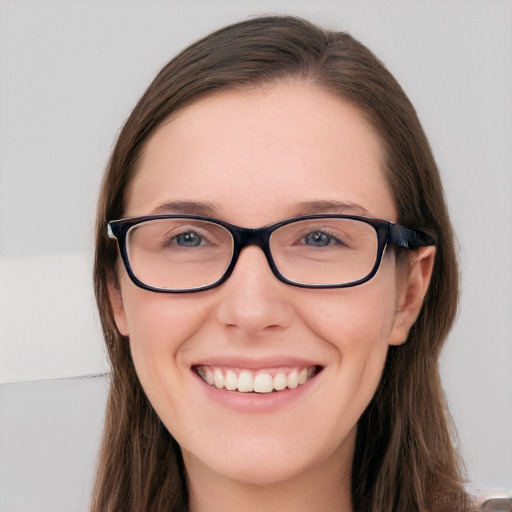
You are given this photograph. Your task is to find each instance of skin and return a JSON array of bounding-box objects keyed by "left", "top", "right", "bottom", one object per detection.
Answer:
[{"left": 110, "top": 82, "right": 435, "bottom": 512}]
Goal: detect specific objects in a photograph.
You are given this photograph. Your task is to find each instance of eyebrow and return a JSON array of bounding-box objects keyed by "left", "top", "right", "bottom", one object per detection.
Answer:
[
  {"left": 293, "top": 200, "right": 370, "bottom": 216},
  {"left": 151, "top": 200, "right": 222, "bottom": 216}
]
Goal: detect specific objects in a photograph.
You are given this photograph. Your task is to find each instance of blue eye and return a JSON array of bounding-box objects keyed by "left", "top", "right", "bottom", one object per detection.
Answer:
[
  {"left": 175, "top": 231, "right": 203, "bottom": 247},
  {"left": 304, "top": 231, "right": 337, "bottom": 247}
]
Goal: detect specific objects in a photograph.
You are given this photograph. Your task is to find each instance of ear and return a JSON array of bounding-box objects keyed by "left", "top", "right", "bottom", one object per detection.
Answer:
[
  {"left": 108, "top": 277, "right": 130, "bottom": 337},
  {"left": 388, "top": 246, "right": 436, "bottom": 346}
]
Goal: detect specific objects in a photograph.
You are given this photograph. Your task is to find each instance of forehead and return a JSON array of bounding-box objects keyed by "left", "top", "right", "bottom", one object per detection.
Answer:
[{"left": 127, "top": 83, "right": 396, "bottom": 223}]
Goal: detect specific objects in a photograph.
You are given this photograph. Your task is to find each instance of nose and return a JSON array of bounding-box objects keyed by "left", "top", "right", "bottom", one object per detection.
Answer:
[{"left": 215, "top": 246, "right": 294, "bottom": 337}]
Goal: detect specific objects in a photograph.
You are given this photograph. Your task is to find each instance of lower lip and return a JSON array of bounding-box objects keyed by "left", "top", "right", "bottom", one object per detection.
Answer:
[{"left": 192, "top": 369, "right": 322, "bottom": 413}]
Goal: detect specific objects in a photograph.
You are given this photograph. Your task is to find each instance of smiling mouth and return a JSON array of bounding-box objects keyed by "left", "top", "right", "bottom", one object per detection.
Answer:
[{"left": 194, "top": 365, "right": 322, "bottom": 394}]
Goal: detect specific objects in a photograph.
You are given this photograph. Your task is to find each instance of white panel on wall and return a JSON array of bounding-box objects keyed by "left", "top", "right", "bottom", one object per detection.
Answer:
[
  {"left": 0, "top": 252, "right": 108, "bottom": 383},
  {"left": 0, "top": 1, "right": 511, "bottom": 509}
]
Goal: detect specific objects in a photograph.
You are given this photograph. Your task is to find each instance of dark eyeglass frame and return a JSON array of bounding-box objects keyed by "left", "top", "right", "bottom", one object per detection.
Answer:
[{"left": 107, "top": 213, "right": 436, "bottom": 293}]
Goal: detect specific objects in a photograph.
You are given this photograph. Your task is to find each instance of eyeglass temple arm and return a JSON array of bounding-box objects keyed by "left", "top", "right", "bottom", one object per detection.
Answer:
[{"left": 389, "top": 224, "right": 436, "bottom": 249}]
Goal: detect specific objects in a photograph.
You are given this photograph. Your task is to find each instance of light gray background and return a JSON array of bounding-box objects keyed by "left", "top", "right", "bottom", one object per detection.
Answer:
[{"left": 1, "top": 1, "right": 511, "bottom": 510}]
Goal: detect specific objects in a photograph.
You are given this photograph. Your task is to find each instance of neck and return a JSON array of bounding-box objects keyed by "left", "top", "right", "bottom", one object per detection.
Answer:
[{"left": 184, "top": 436, "right": 355, "bottom": 512}]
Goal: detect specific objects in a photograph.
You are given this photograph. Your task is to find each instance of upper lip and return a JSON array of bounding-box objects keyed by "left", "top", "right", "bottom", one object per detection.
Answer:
[{"left": 190, "top": 355, "right": 324, "bottom": 371}]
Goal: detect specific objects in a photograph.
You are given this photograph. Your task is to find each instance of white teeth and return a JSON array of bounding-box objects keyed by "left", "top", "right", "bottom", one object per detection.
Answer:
[
  {"left": 253, "top": 372, "right": 274, "bottom": 393},
  {"left": 204, "top": 368, "right": 214, "bottom": 386},
  {"left": 197, "top": 366, "right": 317, "bottom": 393},
  {"left": 224, "top": 369, "right": 238, "bottom": 391},
  {"left": 273, "top": 372, "right": 287, "bottom": 391},
  {"left": 238, "top": 370, "right": 254, "bottom": 392},
  {"left": 287, "top": 369, "right": 299, "bottom": 389},
  {"left": 213, "top": 368, "right": 224, "bottom": 389}
]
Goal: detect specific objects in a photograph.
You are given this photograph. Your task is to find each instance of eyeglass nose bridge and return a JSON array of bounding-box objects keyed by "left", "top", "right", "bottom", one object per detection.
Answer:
[{"left": 224, "top": 225, "right": 283, "bottom": 284}]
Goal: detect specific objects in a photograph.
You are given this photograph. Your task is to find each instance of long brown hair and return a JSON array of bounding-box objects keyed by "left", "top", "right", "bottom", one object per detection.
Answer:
[{"left": 92, "top": 16, "right": 471, "bottom": 512}]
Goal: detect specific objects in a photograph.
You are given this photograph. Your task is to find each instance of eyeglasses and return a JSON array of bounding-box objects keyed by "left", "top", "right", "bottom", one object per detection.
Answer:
[{"left": 107, "top": 214, "right": 435, "bottom": 293}]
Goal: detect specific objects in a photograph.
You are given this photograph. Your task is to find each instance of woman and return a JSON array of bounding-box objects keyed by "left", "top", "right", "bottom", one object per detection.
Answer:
[{"left": 92, "top": 16, "right": 472, "bottom": 512}]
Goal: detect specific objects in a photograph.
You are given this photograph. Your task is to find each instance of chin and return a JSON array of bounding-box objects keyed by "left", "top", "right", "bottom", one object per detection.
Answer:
[
  {"left": 181, "top": 426, "right": 352, "bottom": 491},
  {"left": 205, "top": 456, "right": 314, "bottom": 488}
]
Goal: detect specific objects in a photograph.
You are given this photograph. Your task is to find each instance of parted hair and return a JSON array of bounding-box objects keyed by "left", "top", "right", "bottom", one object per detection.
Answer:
[{"left": 92, "top": 16, "right": 471, "bottom": 512}]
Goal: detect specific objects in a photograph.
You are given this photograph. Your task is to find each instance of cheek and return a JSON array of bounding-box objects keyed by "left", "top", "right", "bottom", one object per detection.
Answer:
[
  {"left": 121, "top": 282, "right": 205, "bottom": 343},
  {"left": 300, "top": 284, "right": 397, "bottom": 350},
  {"left": 119, "top": 278, "right": 210, "bottom": 378},
  {"left": 119, "top": 286, "right": 215, "bottom": 429},
  {"left": 297, "top": 280, "right": 398, "bottom": 399}
]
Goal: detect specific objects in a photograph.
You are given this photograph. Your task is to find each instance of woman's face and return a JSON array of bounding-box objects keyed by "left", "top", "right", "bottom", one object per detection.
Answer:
[{"left": 111, "top": 83, "right": 431, "bottom": 489}]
